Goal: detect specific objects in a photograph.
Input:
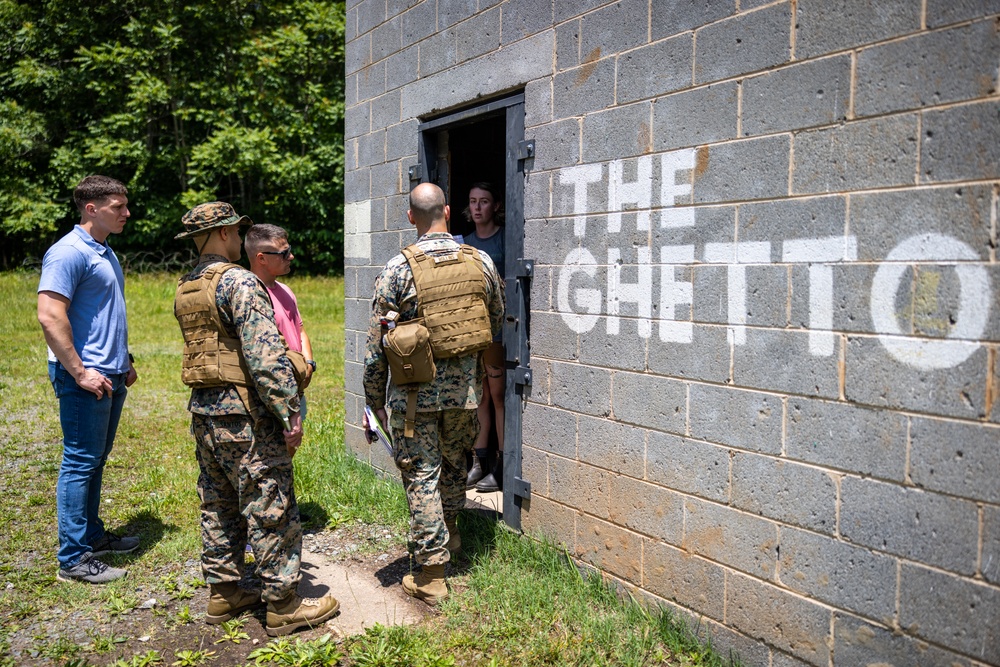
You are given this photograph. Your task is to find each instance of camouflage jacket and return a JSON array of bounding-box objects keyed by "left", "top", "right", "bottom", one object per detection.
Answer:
[
  {"left": 363, "top": 232, "right": 505, "bottom": 412},
  {"left": 180, "top": 255, "right": 300, "bottom": 421}
]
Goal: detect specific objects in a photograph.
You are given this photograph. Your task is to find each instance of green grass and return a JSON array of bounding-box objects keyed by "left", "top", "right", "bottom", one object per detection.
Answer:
[{"left": 0, "top": 270, "right": 737, "bottom": 667}]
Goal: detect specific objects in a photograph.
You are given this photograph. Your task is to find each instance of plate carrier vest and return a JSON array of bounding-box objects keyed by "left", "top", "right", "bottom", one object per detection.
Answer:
[{"left": 385, "top": 244, "right": 493, "bottom": 436}]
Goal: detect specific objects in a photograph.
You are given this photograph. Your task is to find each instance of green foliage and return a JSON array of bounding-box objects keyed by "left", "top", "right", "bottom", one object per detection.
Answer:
[
  {"left": 247, "top": 632, "right": 343, "bottom": 666},
  {"left": 0, "top": 0, "right": 345, "bottom": 272}
]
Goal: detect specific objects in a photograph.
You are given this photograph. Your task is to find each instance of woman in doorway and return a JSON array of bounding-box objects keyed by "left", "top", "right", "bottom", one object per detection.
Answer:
[{"left": 463, "top": 182, "right": 505, "bottom": 492}]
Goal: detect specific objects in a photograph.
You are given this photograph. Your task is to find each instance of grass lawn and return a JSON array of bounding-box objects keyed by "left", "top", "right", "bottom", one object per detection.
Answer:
[{"left": 0, "top": 271, "right": 739, "bottom": 667}]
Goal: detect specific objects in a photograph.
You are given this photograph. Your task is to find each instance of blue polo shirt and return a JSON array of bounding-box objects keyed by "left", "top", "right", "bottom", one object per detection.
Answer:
[{"left": 38, "top": 225, "right": 129, "bottom": 374}]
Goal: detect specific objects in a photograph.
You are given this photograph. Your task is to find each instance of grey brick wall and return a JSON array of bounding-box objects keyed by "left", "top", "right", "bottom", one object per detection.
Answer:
[{"left": 344, "top": 1, "right": 1000, "bottom": 664}]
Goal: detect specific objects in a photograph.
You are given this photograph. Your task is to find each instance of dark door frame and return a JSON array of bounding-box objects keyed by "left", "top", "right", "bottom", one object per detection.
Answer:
[{"left": 411, "top": 92, "right": 533, "bottom": 531}]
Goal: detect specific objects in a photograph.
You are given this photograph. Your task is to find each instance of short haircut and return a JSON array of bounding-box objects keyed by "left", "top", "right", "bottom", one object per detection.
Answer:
[
  {"left": 74, "top": 175, "right": 127, "bottom": 212},
  {"left": 245, "top": 223, "right": 288, "bottom": 255},
  {"left": 408, "top": 183, "right": 446, "bottom": 226}
]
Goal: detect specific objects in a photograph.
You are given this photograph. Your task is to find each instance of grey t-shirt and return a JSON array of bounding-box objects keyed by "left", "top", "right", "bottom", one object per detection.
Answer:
[{"left": 465, "top": 228, "right": 505, "bottom": 342}]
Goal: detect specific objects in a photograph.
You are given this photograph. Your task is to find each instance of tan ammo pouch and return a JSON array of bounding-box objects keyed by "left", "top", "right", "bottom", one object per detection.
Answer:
[
  {"left": 284, "top": 348, "right": 312, "bottom": 392},
  {"left": 383, "top": 318, "right": 436, "bottom": 437}
]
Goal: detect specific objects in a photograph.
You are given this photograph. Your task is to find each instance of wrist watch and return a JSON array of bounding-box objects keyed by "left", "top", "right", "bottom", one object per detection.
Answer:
[{"left": 307, "top": 359, "right": 317, "bottom": 371}]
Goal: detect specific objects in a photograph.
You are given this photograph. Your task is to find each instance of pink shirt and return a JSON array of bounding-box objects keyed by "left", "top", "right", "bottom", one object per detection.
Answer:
[{"left": 266, "top": 281, "right": 303, "bottom": 352}]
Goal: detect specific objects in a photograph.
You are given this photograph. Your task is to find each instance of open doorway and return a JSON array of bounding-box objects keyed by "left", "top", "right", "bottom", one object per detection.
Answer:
[{"left": 412, "top": 92, "right": 532, "bottom": 531}]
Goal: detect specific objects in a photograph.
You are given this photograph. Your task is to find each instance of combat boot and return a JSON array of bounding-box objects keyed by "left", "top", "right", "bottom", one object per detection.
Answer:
[
  {"left": 266, "top": 593, "right": 340, "bottom": 637},
  {"left": 402, "top": 564, "right": 447, "bottom": 606},
  {"left": 205, "top": 582, "right": 263, "bottom": 625},
  {"left": 465, "top": 449, "right": 487, "bottom": 488},
  {"left": 445, "top": 519, "right": 461, "bottom": 555}
]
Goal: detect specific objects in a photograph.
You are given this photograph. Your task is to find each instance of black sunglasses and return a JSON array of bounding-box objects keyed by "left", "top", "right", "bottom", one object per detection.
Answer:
[{"left": 261, "top": 247, "right": 292, "bottom": 259}]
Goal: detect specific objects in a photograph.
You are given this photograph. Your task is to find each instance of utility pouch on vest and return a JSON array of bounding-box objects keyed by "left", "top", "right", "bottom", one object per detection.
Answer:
[
  {"left": 383, "top": 318, "right": 436, "bottom": 437},
  {"left": 285, "top": 348, "right": 312, "bottom": 392}
]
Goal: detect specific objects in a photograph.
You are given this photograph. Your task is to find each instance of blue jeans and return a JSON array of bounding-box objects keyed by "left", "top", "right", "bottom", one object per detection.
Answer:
[{"left": 49, "top": 362, "right": 128, "bottom": 568}]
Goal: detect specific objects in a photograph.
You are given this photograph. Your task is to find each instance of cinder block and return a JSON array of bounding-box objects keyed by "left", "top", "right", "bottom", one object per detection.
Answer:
[
  {"left": 523, "top": 402, "right": 577, "bottom": 458},
  {"left": 689, "top": 383, "right": 782, "bottom": 454},
  {"left": 651, "top": 0, "right": 735, "bottom": 40},
  {"left": 652, "top": 82, "right": 739, "bottom": 152},
  {"left": 344, "top": 359, "right": 364, "bottom": 400},
  {"left": 456, "top": 7, "right": 500, "bottom": 62},
  {"left": 528, "top": 311, "right": 578, "bottom": 361},
  {"left": 780, "top": 528, "right": 896, "bottom": 620},
  {"left": 358, "top": 60, "right": 386, "bottom": 100},
  {"left": 910, "top": 417, "right": 1000, "bottom": 504},
  {"left": 694, "top": 3, "right": 791, "bottom": 84},
  {"left": 731, "top": 452, "right": 837, "bottom": 533},
  {"left": 582, "top": 102, "right": 652, "bottom": 162},
  {"left": 551, "top": 162, "right": 610, "bottom": 219},
  {"left": 833, "top": 614, "right": 981, "bottom": 667},
  {"left": 787, "top": 263, "right": 877, "bottom": 336},
  {"left": 726, "top": 571, "right": 832, "bottom": 665},
  {"left": 742, "top": 265, "right": 789, "bottom": 327},
  {"left": 370, "top": 162, "right": 401, "bottom": 198},
  {"left": 742, "top": 55, "right": 851, "bottom": 136},
  {"left": 345, "top": 167, "right": 370, "bottom": 203},
  {"left": 580, "top": 0, "right": 648, "bottom": 61},
  {"left": 550, "top": 360, "right": 612, "bottom": 416},
  {"left": 740, "top": 195, "right": 847, "bottom": 243},
  {"left": 370, "top": 229, "right": 403, "bottom": 266},
  {"left": 345, "top": 327, "right": 359, "bottom": 362},
  {"left": 524, "top": 172, "right": 552, "bottom": 220},
  {"left": 386, "top": 0, "right": 420, "bottom": 18},
  {"left": 555, "top": 19, "right": 580, "bottom": 70},
  {"left": 525, "top": 361, "right": 551, "bottom": 406},
  {"left": 529, "top": 264, "right": 553, "bottom": 314},
  {"left": 984, "top": 504, "right": 1000, "bottom": 585},
  {"left": 386, "top": 45, "right": 419, "bottom": 91},
  {"left": 692, "top": 135, "right": 790, "bottom": 204},
  {"left": 524, "top": 77, "right": 553, "bottom": 127},
  {"left": 371, "top": 16, "right": 401, "bottom": 63},
  {"left": 521, "top": 493, "right": 576, "bottom": 548},
  {"left": 555, "top": 0, "right": 615, "bottom": 23},
  {"left": 549, "top": 457, "right": 610, "bottom": 518},
  {"left": 654, "top": 203, "right": 736, "bottom": 252},
  {"left": 346, "top": 102, "right": 370, "bottom": 140},
  {"left": 553, "top": 57, "right": 616, "bottom": 119},
  {"left": 346, "top": 5, "right": 358, "bottom": 42},
  {"left": 346, "top": 34, "right": 371, "bottom": 76},
  {"left": 648, "top": 323, "right": 731, "bottom": 383},
  {"left": 346, "top": 72, "right": 358, "bottom": 107},
  {"left": 502, "top": 0, "right": 553, "bottom": 45},
  {"left": 845, "top": 336, "right": 987, "bottom": 420},
  {"left": 608, "top": 475, "right": 685, "bottom": 542},
  {"left": 647, "top": 431, "right": 730, "bottom": 502},
  {"left": 683, "top": 497, "right": 778, "bottom": 579},
  {"left": 856, "top": 21, "right": 1000, "bottom": 118},
  {"left": 524, "top": 216, "right": 579, "bottom": 265},
  {"left": 644, "top": 541, "right": 725, "bottom": 620},
  {"left": 437, "top": 0, "right": 477, "bottom": 28},
  {"left": 792, "top": 114, "right": 918, "bottom": 194},
  {"left": 357, "top": 0, "right": 386, "bottom": 35},
  {"left": 371, "top": 92, "right": 399, "bottom": 134},
  {"left": 358, "top": 129, "right": 386, "bottom": 168},
  {"left": 735, "top": 328, "right": 840, "bottom": 398},
  {"left": 850, "top": 185, "right": 993, "bottom": 262},
  {"left": 418, "top": 29, "right": 457, "bottom": 76},
  {"left": 344, "top": 296, "right": 372, "bottom": 333},
  {"left": 689, "top": 614, "right": 776, "bottom": 667},
  {"left": 617, "top": 34, "right": 693, "bottom": 104},
  {"left": 386, "top": 118, "right": 417, "bottom": 161},
  {"left": 531, "top": 119, "right": 580, "bottom": 171},
  {"left": 579, "top": 319, "right": 647, "bottom": 371},
  {"left": 795, "top": 0, "right": 921, "bottom": 60},
  {"left": 612, "top": 371, "right": 686, "bottom": 434},
  {"left": 575, "top": 513, "right": 643, "bottom": 583},
  {"left": 521, "top": 445, "right": 549, "bottom": 497},
  {"left": 343, "top": 267, "right": 359, "bottom": 299},
  {"left": 926, "top": 0, "right": 1000, "bottom": 28},
  {"left": 385, "top": 194, "right": 410, "bottom": 231},
  {"left": 841, "top": 476, "right": 979, "bottom": 574},
  {"left": 899, "top": 563, "right": 1000, "bottom": 663},
  {"left": 786, "top": 397, "right": 907, "bottom": 481},
  {"left": 401, "top": 0, "right": 436, "bottom": 47},
  {"left": 922, "top": 100, "right": 1000, "bottom": 183},
  {"left": 578, "top": 414, "right": 646, "bottom": 478}
]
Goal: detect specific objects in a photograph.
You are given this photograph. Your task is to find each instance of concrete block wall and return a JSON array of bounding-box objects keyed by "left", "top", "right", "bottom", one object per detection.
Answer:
[{"left": 343, "top": 1, "right": 1000, "bottom": 664}]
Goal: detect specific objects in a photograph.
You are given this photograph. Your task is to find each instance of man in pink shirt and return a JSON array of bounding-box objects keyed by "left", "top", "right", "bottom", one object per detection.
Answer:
[{"left": 246, "top": 224, "right": 315, "bottom": 416}]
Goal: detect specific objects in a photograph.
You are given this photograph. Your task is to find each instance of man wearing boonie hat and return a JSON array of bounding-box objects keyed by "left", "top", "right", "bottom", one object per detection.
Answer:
[{"left": 173, "top": 201, "right": 338, "bottom": 636}]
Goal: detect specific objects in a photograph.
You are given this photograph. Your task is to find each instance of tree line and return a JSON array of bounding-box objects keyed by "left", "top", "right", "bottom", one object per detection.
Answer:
[{"left": 0, "top": 0, "right": 346, "bottom": 273}]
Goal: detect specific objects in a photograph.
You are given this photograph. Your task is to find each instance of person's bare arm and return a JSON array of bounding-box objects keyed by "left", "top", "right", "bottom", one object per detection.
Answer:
[
  {"left": 300, "top": 329, "right": 314, "bottom": 379},
  {"left": 38, "top": 291, "right": 112, "bottom": 398}
]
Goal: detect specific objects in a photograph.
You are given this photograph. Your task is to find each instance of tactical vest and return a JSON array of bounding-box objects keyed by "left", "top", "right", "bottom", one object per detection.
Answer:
[
  {"left": 174, "top": 263, "right": 261, "bottom": 418},
  {"left": 385, "top": 244, "right": 493, "bottom": 437}
]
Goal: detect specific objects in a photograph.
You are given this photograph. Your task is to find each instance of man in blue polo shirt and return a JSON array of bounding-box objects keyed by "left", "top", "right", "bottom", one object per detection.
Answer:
[{"left": 38, "top": 175, "right": 140, "bottom": 584}]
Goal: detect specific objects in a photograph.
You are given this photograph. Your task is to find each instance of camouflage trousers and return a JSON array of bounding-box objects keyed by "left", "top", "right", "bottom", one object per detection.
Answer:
[
  {"left": 389, "top": 408, "right": 478, "bottom": 566},
  {"left": 192, "top": 413, "right": 301, "bottom": 602}
]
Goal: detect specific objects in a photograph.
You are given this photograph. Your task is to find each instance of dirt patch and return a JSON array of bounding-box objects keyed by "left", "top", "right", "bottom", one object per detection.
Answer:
[{"left": 4, "top": 524, "right": 432, "bottom": 666}]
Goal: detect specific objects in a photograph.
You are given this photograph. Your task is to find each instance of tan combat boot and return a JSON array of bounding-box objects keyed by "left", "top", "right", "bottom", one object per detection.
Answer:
[
  {"left": 402, "top": 563, "right": 447, "bottom": 606},
  {"left": 205, "top": 582, "right": 263, "bottom": 625},
  {"left": 445, "top": 519, "right": 461, "bottom": 555},
  {"left": 265, "top": 593, "right": 340, "bottom": 637}
]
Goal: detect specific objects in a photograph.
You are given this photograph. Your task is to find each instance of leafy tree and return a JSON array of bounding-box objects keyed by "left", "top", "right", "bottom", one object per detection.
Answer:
[{"left": 0, "top": 0, "right": 345, "bottom": 272}]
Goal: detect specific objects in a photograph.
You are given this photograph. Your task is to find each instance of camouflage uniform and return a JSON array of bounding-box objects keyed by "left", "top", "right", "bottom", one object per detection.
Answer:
[
  {"left": 363, "top": 232, "right": 504, "bottom": 566},
  {"left": 180, "top": 254, "right": 302, "bottom": 602}
]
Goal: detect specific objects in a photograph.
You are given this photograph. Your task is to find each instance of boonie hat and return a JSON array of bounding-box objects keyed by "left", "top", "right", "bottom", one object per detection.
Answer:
[{"left": 175, "top": 201, "right": 253, "bottom": 239}]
